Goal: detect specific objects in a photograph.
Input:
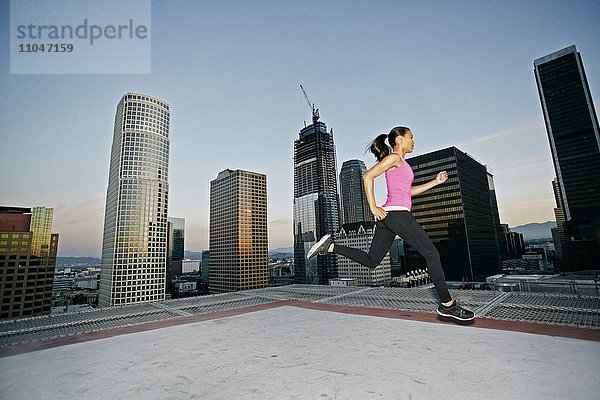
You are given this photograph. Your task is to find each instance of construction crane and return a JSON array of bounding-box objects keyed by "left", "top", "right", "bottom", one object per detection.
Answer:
[{"left": 300, "top": 84, "right": 320, "bottom": 124}]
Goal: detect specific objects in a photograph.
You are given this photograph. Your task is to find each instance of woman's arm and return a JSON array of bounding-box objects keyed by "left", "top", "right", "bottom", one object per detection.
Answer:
[
  {"left": 411, "top": 171, "right": 448, "bottom": 196},
  {"left": 363, "top": 154, "right": 402, "bottom": 220}
]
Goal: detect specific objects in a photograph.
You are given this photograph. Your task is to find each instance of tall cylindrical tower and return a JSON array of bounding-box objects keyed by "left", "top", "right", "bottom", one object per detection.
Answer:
[{"left": 99, "top": 93, "right": 170, "bottom": 307}]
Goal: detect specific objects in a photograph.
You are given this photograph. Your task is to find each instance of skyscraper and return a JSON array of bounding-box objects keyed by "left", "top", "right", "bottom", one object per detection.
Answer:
[
  {"left": 388, "top": 238, "right": 405, "bottom": 278},
  {"left": 534, "top": 45, "right": 600, "bottom": 269},
  {"left": 167, "top": 217, "right": 185, "bottom": 262},
  {"left": 552, "top": 179, "right": 567, "bottom": 261},
  {"left": 406, "top": 147, "right": 502, "bottom": 281},
  {"left": 487, "top": 171, "right": 507, "bottom": 261},
  {"left": 293, "top": 121, "right": 340, "bottom": 284},
  {"left": 1, "top": 206, "right": 58, "bottom": 319},
  {"left": 99, "top": 93, "right": 170, "bottom": 307},
  {"left": 30, "top": 206, "right": 54, "bottom": 257},
  {"left": 505, "top": 230, "right": 525, "bottom": 259},
  {"left": 209, "top": 169, "right": 268, "bottom": 294},
  {"left": 201, "top": 250, "right": 210, "bottom": 283},
  {"left": 339, "top": 159, "right": 374, "bottom": 225},
  {"left": 166, "top": 217, "right": 185, "bottom": 293}
]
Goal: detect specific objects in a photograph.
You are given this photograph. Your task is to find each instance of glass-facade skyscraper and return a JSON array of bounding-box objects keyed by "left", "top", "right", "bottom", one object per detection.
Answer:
[
  {"left": 201, "top": 250, "right": 210, "bottom": 283},
  {"left": 209, "top": 169, "right": 268, "bottom": 294},
  {"left": 167, "top": 217, "right": 185, "bottom": 262},
  {"left": 293, "top": 121, "right": 340, "bottom": 284},
  {"left": 406, "top": 147, "right": 502, "bottom": 281},
  {"left": 1, "top": 206, "right": 58, "bottom": 319},
  {"left": 339, "top": 159, "right": 374, "bottom": 225},
  {"left": 99, "top": 93, "right": 170, "bottom": 307},
  {"left": 166, "top": 217, "right": 185, "bottom": 294},
  {"left": 534, "top": 45, "right": 600, "bottom": 269},
  {"left": 388, "top": 238, "right": 405, "bottom": 278},
  {"left": 552, "top": 179, "right": 567, "bottom": 260},
  {"left": 30, "top": 206, "right": 54, "bottom": 257},
  {"left": 487, "top": 171, "right": 507, "bottom": 261}
]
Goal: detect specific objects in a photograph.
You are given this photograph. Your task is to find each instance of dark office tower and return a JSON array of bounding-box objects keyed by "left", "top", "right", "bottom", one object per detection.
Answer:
[
  {"left": 209, "top": 169, "right": 268, "bottom": 294},
  {"left": 166, "top": 217, "right": 185, "bottom": 294},
  {"left": 201, "top": 250, "right": 210, "bottom": 283},
  {"left": 293, "top": 121, "right": 340, "bottom": 284},
  {"left": 487, "top": 172, "right": 507, "bottom": 261},
  {"left": 99, "top": 93, "right": 170, "bottom": 307},
  {"left": 535, "top": 45, "right": 600, "bottom": 269},
  {"left": 167, "top": 217, "right": 185, "bottom": 261},
  {"left": 551, "top": 228, "right": 563, "bottom": 260},
  {"left": 339, "top": 159, "right": 374, "bottom": 225},
  {"left": 505, "top": 231, "right": 525, "bottom": 259},
  {"left": 406, "top": 147, "right": 501, "bottom": 281},
  {"left": 552, "top": 179, "right": 568, "bottom": 261},
  {"left": 1, "top": 206, "right": 58, "bottom": 319},
  {"left": 388, "top": 238, "right": 405, "bottom": 278}
]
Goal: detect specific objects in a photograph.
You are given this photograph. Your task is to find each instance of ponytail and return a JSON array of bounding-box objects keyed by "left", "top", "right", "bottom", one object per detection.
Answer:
[
  {"left": 369, "top": 134, "right": 390, "bottom": 161},
  {"left": 367, "top": 127, "right": 411, "bottom": 162}
]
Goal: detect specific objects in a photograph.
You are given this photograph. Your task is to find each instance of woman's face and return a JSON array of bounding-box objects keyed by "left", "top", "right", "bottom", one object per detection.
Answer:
[{"left": 399, "top": 131, "right": 415, "bottom": 153}]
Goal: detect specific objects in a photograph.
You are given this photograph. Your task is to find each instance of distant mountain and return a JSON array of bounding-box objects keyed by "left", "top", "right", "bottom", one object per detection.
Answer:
[
  {"left": 270, "top": 247, "right": 293, "bottom": 254},
  {"left": 56, "top": 257, "right": 101, "bottom": 267},
  {"left": 269, "top": 247, "right": 293, "bottom": 259},
  {"left": 184, "top": 251, "right": 204, "bottom": 260},
  {"left": 59, "top": 247, "right": 296, "bottom": 266},
  {"left": 510, "top": 221, "right": 556, "bottom": 240},
  {"left": 186, "top": 249, "right": 293, "bottom": 260}
]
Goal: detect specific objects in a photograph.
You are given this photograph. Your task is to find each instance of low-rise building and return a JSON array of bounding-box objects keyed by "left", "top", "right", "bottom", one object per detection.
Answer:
[
  {"left": 486, "top": 270, "right": 599, "bottom": 295},
  {"left": 336, "top": 221, "right": 391, "bottom": 286},
  {"left": 182, "top": 259, "right": 200, "bottom": 274},
  {"left": 329, "top": 278, "right": 359, "bottom": 287}
]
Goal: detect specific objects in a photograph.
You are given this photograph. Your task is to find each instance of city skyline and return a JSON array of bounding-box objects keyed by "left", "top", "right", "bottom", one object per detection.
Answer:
[{"left": 1, "top": 1, "right": 599, "bottom": 256}]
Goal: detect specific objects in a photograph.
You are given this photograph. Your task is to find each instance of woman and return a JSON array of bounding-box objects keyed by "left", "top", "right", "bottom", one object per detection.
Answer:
[{"left": 308, "top": 126, "right": 474, "bottom": 321}]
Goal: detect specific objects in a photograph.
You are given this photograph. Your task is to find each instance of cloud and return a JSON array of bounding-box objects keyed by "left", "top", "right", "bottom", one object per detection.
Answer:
[
  {"left": 184, "top": 224, "right": 209, "bottom": 252},
  {"left": 55, "top": 198, "right": 105, "bottom": 225},
  {"left": 184, "top": 219, "right": 293, "bottom": 251},
  {"left": 52, "top": 198, "right": 106, "bottom": 256},
  {"left": 54, "top": 203, "right": 68, "bottom": 212},
  {"left": 268, "top": 219, "right": 292, "bottom": 227},
  {"left": 493, "top": 154, "right": 553, "bottom": 174},
  {"left": 455, "top": 120, "right": 545, "bottom": 147},
  {"left": 268, "top": 219, "right": 292, "bottom": 249},
  {"left": 499, "top": 198, "right": 556, "bottom": 211}
]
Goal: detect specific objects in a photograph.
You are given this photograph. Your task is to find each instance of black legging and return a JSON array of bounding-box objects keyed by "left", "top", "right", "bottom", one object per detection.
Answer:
[{"left": 333, "top": 210, "right": 452, "bottom": 303}]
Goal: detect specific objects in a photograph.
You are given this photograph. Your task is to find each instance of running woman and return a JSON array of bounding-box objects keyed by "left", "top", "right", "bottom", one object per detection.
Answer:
[{"left": 308, "top": 126, "right": 474, "bottom": 321}]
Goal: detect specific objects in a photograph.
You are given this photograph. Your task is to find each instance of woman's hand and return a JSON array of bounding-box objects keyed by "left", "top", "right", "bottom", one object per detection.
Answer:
[
  {"left": 412, "top": 171, "right": 449, "bottom": 196},
  {"left": 436, "top": 171, "right": 448, "bottom": 184},
  {"left": 371, "top": 206, "right": 387, "bottom": 221}
]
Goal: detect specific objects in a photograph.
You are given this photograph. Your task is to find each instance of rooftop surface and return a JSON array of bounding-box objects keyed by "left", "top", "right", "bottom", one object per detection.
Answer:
[{"left": 1, "top": 285, "right": 599, "bottom": 399}]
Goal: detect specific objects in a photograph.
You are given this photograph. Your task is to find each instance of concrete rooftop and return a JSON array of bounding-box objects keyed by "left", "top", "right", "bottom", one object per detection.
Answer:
[{"left": 1, "top": 285, "right": 599, "bottom": 399}]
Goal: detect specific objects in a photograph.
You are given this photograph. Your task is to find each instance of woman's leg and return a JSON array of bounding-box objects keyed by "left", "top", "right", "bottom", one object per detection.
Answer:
[
  {"left": 383, "top": 212, "right": 452, "bottom": 303},
  {"left": 333, "top": 221, "right": 396, "bottom": 269}
]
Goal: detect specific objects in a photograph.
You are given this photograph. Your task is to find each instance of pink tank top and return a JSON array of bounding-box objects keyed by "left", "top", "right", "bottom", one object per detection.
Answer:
[{"left": 382, "top": 152, "right": 414, "bottom": 210}]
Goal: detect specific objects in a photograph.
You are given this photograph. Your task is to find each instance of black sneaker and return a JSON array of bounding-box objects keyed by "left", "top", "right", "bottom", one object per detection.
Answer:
[
  {"left": 307, "top": 234, "right": 333, "bottom": 258},
  {"left": 437, "top": 300, "right": 474, "bottom": 321}
]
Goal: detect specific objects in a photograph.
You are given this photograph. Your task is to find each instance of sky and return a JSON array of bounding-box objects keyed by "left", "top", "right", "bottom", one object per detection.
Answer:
[{"left": 1, "top": 0, "right": 599, "bottom": 256}]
